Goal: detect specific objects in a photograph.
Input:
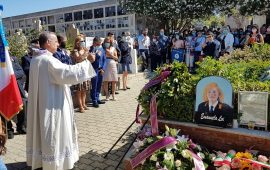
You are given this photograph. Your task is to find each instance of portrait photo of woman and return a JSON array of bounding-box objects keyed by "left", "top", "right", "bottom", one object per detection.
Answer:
[{"left": 195, "top": 82, "right": 233, "bottom": 127}]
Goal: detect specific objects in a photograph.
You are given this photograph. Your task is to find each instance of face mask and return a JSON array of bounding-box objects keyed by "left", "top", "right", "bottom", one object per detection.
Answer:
[
  {"left": 223, "top": 30, "right": 228, "bottom": 35},
  {"left": 80, "top": 41, "right": 86, "bottom": 48},
  {"left": 94, "top": 45, "right": 102, "bottom": 51},
  {"left": 126, "top": 36, "right": 130, "bottom": 41},
  {"left": 192, "top": 32, "right": 196, "bottom": 36},
  {"left": 175, "top": 35, "right": 179, "bottom": 40},
  {"left": 60, "top": 42, "right": 66, "bottom": 49},
  {"left": 153, "top": 39, "right": 157, "bottom": 42},
  {"left": 252, "top": 29, "right": 257, "bottom": 33},
  {"left": 104, "top": 43, "right": 110, "bottom": 48},
  {"left": 160, "top": 32, "right": 164, "bottom": 36}
]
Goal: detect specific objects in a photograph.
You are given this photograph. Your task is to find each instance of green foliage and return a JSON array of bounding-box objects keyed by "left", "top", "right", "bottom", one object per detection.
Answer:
[
  {"left": 138, "top": 49, "right": 270, "bottom": 122},
  {"left": 119, "top": 0, "right": 237, "bottom": 30},
  {"left": 26, "top": 29, "right": 41, "bottom": 44},
  {"left": 7, "top": 32, "right": 28, "bottom": 59},
  {"left": 238, "top": 0, "right": 270, "bottom": 15},
  {"left": 138, "top": 62, "right": 197, "bottom": 122},
  {"left": 220, "top": 44, "right": 270, "bottom": 64}
]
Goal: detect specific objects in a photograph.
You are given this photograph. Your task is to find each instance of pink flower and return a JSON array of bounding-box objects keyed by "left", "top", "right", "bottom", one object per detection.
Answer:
[
  {"left": 231, "top": 158, "right": 241, "bottom": 169},
  {"left": 216, "top": 164, "right": 230, "bottom": 170},
  {"left": 258, "top": 155, "right": 268, "bottom": 163},
  {"left": 252, "top": 163, "right": 262, "bottom": 170}
]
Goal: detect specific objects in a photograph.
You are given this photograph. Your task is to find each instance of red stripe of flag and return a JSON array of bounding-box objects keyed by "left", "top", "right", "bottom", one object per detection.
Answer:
[{"left": 0, "top": 74, "right": 23, "bottom": 121}]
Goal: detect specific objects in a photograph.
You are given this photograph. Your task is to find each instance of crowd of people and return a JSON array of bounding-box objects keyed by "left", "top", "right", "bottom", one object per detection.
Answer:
[
  {"left": 134, "top": 24, "right": 270, "bottom": 73},
  {"left": 8, "top": 30, "right": 134, "bottom": 133},
  {"left": 3, "top": 23, "right": 270, "bottom": 169}
]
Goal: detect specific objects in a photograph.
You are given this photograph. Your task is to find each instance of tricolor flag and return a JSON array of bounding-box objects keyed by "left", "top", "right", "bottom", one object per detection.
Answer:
[{"left": 0, "top": 5, "right": 23, "bottom": 121}]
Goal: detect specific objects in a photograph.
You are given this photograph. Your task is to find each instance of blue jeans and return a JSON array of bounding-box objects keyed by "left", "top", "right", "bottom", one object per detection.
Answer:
[
  {"left": 90, "top": 70, "right": 103, "bottom": 104},
  {"left": 121, "top": 63, "right": 131, "bottom": 73}
]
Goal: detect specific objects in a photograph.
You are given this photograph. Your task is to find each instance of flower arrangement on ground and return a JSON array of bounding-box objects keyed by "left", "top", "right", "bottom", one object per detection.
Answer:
[{"left": 126, "top": 125, "right": 270, "bottom": 170}]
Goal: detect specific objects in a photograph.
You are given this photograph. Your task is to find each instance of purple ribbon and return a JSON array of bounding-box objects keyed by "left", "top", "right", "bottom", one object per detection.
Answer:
[
  {"left": 135, "top": 104, "right": 141, "bottom": 124},
  {"left": 142, "top": 71, "right": 171, "bottom": 90},
  {"left": 187, "top": 150, "right": 205, "bottom": 170},
  {"left": 150, "top": 95, "right": 158, "bottom": 136},
  {"left": 128, "top": 137, "right": 177, "bottom": 169}
]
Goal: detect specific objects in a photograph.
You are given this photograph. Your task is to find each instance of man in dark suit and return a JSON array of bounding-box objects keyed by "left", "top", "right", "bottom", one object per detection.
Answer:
[
  {"left": 89, "top": 36, "right": 106, "bottom": 108},
  {"left": 195, "top": 101, "right": 233, "bottom": 128},
  {"left": 53, "top": 35, "right": 72, "bottom": 65},
  {"left": 21, "top": 39, "right": 39, "bottom": 92},
  {"left": 8, "top": 55, "right": 27, "bottom": 138}
]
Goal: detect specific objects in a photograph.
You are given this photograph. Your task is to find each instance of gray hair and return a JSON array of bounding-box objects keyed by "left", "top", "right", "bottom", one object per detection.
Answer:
[{"left": 38, "top": 31, "right": 56, "bottom": 48}]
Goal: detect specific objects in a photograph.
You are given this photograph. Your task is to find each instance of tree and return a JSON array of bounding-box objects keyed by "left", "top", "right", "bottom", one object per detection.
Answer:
[
  {"left": 119, "top": 0, "right": 237, "bottom": 32},
  {"left": 238, "top": 0, "right": 270, "bottom": 16},
  {"left": 7, "top": 30, "right": 28, "bottom": 59}
]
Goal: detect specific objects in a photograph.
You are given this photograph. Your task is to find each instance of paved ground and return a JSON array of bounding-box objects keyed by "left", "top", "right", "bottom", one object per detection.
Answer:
[{"left": 3, "top": 73, "right": 148, "bottom": 170}]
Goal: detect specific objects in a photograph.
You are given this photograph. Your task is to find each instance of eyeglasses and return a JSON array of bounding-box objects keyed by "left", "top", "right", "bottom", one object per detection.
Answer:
[{"left": 80, "top": 40, "right": 85, "bottom": 42}]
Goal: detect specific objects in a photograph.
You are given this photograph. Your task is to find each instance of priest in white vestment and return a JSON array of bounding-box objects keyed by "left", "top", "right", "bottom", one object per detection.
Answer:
[{"left": 26, "top": 32, "right": 96, "bottom": 170}]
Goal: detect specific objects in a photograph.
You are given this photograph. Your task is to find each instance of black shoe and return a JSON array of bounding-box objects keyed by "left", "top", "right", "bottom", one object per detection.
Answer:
[
  {"left": 8, "top": 130, "right": 14, "bottom": 139},
  {"left": 97, "top": 101, "right": 105, "bottom": 104},
  {"left": 115, "top": 92, "right": 119, "bottom": 95},
  {"left": 93, "top": 103, "right": 99, "bottom": 108},
  {"left": 17, "top": 128, "right": 26, "bottom": 134},
  {"left": 126, "top": 86, "right": 131, "bottom": 89}
]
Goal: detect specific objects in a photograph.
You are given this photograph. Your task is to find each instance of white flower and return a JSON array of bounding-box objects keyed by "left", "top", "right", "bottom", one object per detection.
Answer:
[
  {"left": 150, "top": 154, "right": 158, "bottom": 162},
  {"left": 133, "top": 139, "right": 144, "bottom": 149},
  {"left": 197, "top": 152, "right": 205, "bottom": 159},
  {"left": 166, "top": 143, "right": 177, "bottom": 152},
  {"left": 175, "top": 160, "right": 182, "bottom": 167},
  {"left": 164, "top": 152, "right": 174, "bottom": 161},
  {"left": 177, "top": 135, "right": 188, "bottom": 143},
  {"left": 181, "top": 149, "right": 191, "bottom": 159}
]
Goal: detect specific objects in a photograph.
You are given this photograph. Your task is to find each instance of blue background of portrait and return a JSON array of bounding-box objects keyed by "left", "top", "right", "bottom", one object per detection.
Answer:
[{"left": 195, "top": 76, "right": 233, "bottom": 111}]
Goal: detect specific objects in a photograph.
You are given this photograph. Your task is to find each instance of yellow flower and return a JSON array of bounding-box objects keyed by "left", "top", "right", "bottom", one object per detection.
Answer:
[
  {"left": 235, "top": 152, "right": 253, "bottom": 159},
  {"left": 240, "top": 161, "right": 252, "bottom": 170},
  {"left": 235, "top": 152, "right": 253, "bottom": 170}
]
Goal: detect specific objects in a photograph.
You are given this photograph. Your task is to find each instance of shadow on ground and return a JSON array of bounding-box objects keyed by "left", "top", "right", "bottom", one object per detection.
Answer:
[
  {"left": 6, "top": 162, "right": 29, "bottom": 170},
  {"left": 73, "top": 132, "right": 136, "bottom": 170}
]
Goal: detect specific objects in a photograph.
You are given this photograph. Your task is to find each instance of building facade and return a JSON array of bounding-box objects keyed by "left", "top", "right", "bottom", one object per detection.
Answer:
[{"left": 3, "top": 0, "right": 137, "bottom": 37}]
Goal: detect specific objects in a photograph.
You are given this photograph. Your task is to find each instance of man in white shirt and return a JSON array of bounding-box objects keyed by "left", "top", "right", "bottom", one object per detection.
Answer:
[
  {"left": 219, "top": 26, "right": 234, "bottom": 55},
  {"left": 26, "top": 32, "right": 96, "bottom": 170},
  {"left": 138, "top": 28, "right": 150, "bottom": 71}
]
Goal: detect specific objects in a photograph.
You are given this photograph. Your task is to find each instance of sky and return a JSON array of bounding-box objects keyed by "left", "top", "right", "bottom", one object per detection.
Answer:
[{"left": 0, "top": 0, "right": 101, "bottom": 18}]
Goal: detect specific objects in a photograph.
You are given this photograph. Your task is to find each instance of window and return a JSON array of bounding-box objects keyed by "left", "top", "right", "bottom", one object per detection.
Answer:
[
  {"left": 40, "top": 17, "right": 47, "bottom": 25},
  {"left": 105, "top": 6, "right": 116, "bottom": 17},
  {"left": 118, "top": 17, "right": 129, "bottom": 28},
  {"left": 74, "top": 11, "right": 82, "bottom": 21},
  {"left": 25, "top": 19, "right": 32, "bottom": 27},
  {"left": 94, "top": 20, "right": 105, "bottom": 30},
  {"left": 83, "top": 10, "right": 93, "bottom": 20},
  {"left": 64, "top": 13, "right": 73, "bottom": 22},
  {"left": 55, "top": 14, "right": 64, "bottom": 23},
  {"left": 48, "top": 25, "right": 56, "bottom": 32},
  {"left": 4, "top": 21, "right": 11, "bottom": 30},
  {"left": 12, "top": 21, "right": 19, "bottom": 28},
  {"left": 117, "top": 6, "right": 126, "bottom": 16},
  {"left": 105, "top": 19, "right": 116, "bottom": 29},
  {"left": 56, "top": 24, "right": 65, "bottom": 33},
  {"left": 75, "top": 22, "right": 84, "bottom": 32},
  {"left": 84, "top": 21, "right": 94, "bottom": 31},
  {"left": 48, "top": 16, "right": 55, "bottom": 24},
  {"left": 94, "top": 8, "right": 104, "bottom": 18}
]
